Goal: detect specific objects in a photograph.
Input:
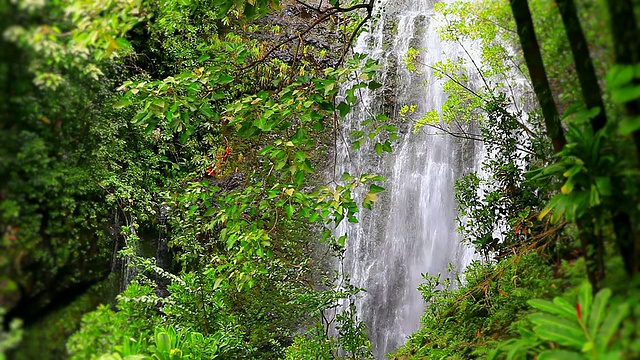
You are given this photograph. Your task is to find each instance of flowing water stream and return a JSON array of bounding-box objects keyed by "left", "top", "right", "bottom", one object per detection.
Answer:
[{"left": 334, "top": 0, "right": 484, "bottom": 357}]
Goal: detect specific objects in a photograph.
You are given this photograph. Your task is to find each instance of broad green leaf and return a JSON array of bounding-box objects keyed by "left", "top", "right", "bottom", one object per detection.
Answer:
[
  {"left": 258, "top": 145, "right": 274, "bottom": 156},
  {"left": 226, "top": 236, "right": 238, "bottom": 251},
  {"left": 554, "top": 297, "right": 580, "bottom": 319},
  {"left": 155, "top": 332, "right": 171, "bottom": 353},
  {"left": 114, "top": 99, "right": 132, "bottom": 109},
  {"left": 218, "top": 73, "right": 234, "bottom": 84},
  {"left": 149, "top": 99, "right": 166, "bottom": 113},
  {"left": 339, "top": 172, "right": 353, "bottom": 181},
  {"left": 350, "top": 130, "right": 364, "bottom": 139},
  {"left": 254, "top": 117, "right": 273, "bottom": 131},
  {"left": 563, "top": 164, "right": 583, "bottom": 178},
  {"left": 285, "top": 204, "right": 294, "bottom": 218},
  {"left": 561, "top": 178, "right": 575, "bottom": 194},
  {"left": 577, "top": 282, "right": 592, "bottom": 325},
  {"left": 618, "top": 116, "right": 640, "bottom": 135},
  {"left": 337, "top": 234, "right": 346, "bottom": 247},
  {"left": 505, "top": 343, "right": 523, "bottom": 360},
  {"left": 612, "top": 85, "right": 640, "bottom": 104},
  {"left": 528, "top": 299, "right": 575, "bottom": 320},
  {"left": 588, "top": 288, "right": 611, "bottom": 339},
  {"left": 243, "top": 2, "right": 256, "bottom": 18},
  {"left": 537, "top": 350, "right": 586, "bottom": 360},
  {"left": 115, "top": 37, "right": 132, "bottom": 49},
  {"left": 606, "top": 65, "right": 634, "bottom": 88},
  {"left": 215, "top": 278, "right": 224, "bottom": 291},
  {"left": 337, "top": 102, "right": 350, "bottom": 117},
  {"left": 374, "top": 143, "right": 383, "bottom": 155},
  {"left": 550, "top": 196, "right": 567, "bottom": 223},
  {"left": 294, "top": 170, "right": 305, "bottom": 185},
  {"left": 363, "top": 191, "right": 378, "bottom": 210},
  {"left": 581, "top": 340, "right": 594, "bottom": 353},
  {"left": 596, "top": 302, "right": 630, "bottom": 349},
  {"left": 533, "top": 323, "right": 586, "bottom": 349},
  {"left": 199, "top": 103, "right": 215, "bottom": 117},
  {"left": 216, "top": 0, "right": 234, "bottom": 18},
  {"left": 589, "top": 184, "right": 601, "bottom": 206},
  {"left": 368, "top": 81, "right": 382, "bottom": 90},
  {"left": 528, "top": 313, "right": 578, "bottom": 329},
  {"left": 595, "top": 177, "right": 612, "bottom": 197},
  {"left": 538, "top": 203, "right": 554, "bottom": 221}
]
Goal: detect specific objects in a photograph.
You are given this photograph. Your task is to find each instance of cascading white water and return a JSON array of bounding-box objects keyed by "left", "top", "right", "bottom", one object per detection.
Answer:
[
  {"left": 334, "top": 0, "right": 485, "bottom": 357},
  {"left": 120, "top": 217, "right": 139, "bottom": 292}
]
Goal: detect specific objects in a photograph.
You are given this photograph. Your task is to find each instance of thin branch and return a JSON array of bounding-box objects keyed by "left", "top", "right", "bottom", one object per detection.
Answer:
[
  {"left": 425, "top": 122, "right": 536, "bottom": 156},
  {"left": 240, "top": 1, "right": 373, "bottom": 75},
  {"left": 337, "top": 1, "right": 374, "bottom": 65},
  {"left": 414, "top": 58, "right": 483, "bottom": 99},
  {"left": 294, "top": 0, "right": 321, "bottom": 12},
  {"left": 457, "top": 38, "right": 492, "bottom": 93}
]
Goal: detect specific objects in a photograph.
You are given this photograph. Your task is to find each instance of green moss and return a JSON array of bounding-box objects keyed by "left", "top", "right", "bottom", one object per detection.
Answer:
[
  {"left": 392, "top": 252, "right": 581, "bottom": 359},
  {"left": 11, "top": 279, "right": 113, "bottom": 360}
]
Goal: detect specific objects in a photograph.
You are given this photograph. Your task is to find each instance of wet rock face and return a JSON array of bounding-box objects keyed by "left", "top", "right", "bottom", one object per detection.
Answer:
[
  {"left": 210, "top": 171, "right": 246, "bottom": 192},
  {"left": 250, "top": 2, "right": 347, "bottom": 67}
]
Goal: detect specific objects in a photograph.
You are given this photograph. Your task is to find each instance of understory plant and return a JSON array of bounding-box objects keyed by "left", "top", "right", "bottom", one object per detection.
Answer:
[
  {"left": 392, "top": 251, "right": 563, "bottom": 359},
  {"left": 0, "top": 308, "right": 23, "bottom": 360},
  {"left": 489, "top": 281, "right": 634, "bottom": 359}
]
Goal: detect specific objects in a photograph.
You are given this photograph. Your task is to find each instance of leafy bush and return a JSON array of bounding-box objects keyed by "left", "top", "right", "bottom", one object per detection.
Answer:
[
  {"left": 489, "top": 281, "right": 634, "bottom": 359},
  {"left": 0, "top": 308, "right": 23, "bottom": 360},
  {"left": 393, "top": 252, "right": 563, "bottom": 359}
]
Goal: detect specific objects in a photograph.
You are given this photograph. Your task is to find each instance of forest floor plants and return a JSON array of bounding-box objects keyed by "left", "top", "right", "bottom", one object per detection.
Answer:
[{"left": 392, "top": 250, "right": 583, "bottom": 359}]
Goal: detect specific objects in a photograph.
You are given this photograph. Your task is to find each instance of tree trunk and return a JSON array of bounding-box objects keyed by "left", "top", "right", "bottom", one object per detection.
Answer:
[
  {"left": 606, "top": 0, "right": 640, "bottom": 276},
  {"left": 555, "top": 0, "right": 611, "bottom": 290},
  {"left": 556, "top": 0, "right": 607, "bottom": 131},
  {"left": 509, "top": 0, "right": 566, "bottom": 153},
  {"left": 606, "top": 0, "right": 640, "bottom": 160}
]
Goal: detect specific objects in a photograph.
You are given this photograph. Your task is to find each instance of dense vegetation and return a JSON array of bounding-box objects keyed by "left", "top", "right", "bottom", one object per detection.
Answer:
[
  {"left": 395, "top": 0, "right": 640, "bottom": 358},
  {"left": 1, "top": 0, "right": 640, "bottom": 359}
]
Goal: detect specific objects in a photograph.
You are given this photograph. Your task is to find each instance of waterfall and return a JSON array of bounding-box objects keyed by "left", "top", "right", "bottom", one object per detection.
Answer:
[
  {"left": 334, "top": 0, "right": 484, "bottom": 357},
  {"left": 155, "top": 203, "right": 171, "bottom": 297},
  {"left": 120, "top": 216, "right": 139, "bottom": 292}
]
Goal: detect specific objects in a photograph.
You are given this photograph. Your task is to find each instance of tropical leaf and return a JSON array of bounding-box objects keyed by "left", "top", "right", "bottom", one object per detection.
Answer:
[
  {"left": 537, "top": 349, "right": 586, "bottom": 360},
  {"left": 533, "top": 324, "right": 586, "bottom": 349},
  {"left": 527, "top": 299, "right": 575, "bottom": 320},
  {"left": 588, "top": 288, "right": 610, "bottom": 338},
  {"left": 577, "top": 282, "right": 592, "bottom": 325},
  {"left": 596, "top": 302, "right": 630, "bottom": 350}
]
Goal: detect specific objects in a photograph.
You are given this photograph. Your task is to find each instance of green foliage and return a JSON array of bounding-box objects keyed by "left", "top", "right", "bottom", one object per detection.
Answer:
[
  {"left": 607, "top": 64, "right": 640, "bottom": 134},
  {"left": 395, "top": 1, "right": 640, "bottom": 359},
  {"left": 283, "top": 279, "right": 373, "bottom": 360},
  {"left": 489, "top": 282, "right": 631, "bottom": 359},
  {"left": 335, "top": 302, "right": 373, "bottom": 358},
  {"left": 0, "top": 0, "right": 386, "bottom": 357},
  {"left": 393, "top": 252, "right": 563, "bottom": 359},
  {"left": 67, "top": 282, "right": 160, "bottom": 359},
  {"left": 0, "top": 308, "right": 23, "bottom": 360},
  {"left": 456, "top": 95, "right": 548, "bottom": 257},
  {"left": 529, "top": 108, "right": 619, "bottom": 224},
  {"left": 14, "top": 0, "right": 638, "bottom": 359},
  {"left": 284, "top": 326, "right": 335, "bottom": 360},
  {"left": 402, "top": 0, "right": 558, "bottom": 259}
]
